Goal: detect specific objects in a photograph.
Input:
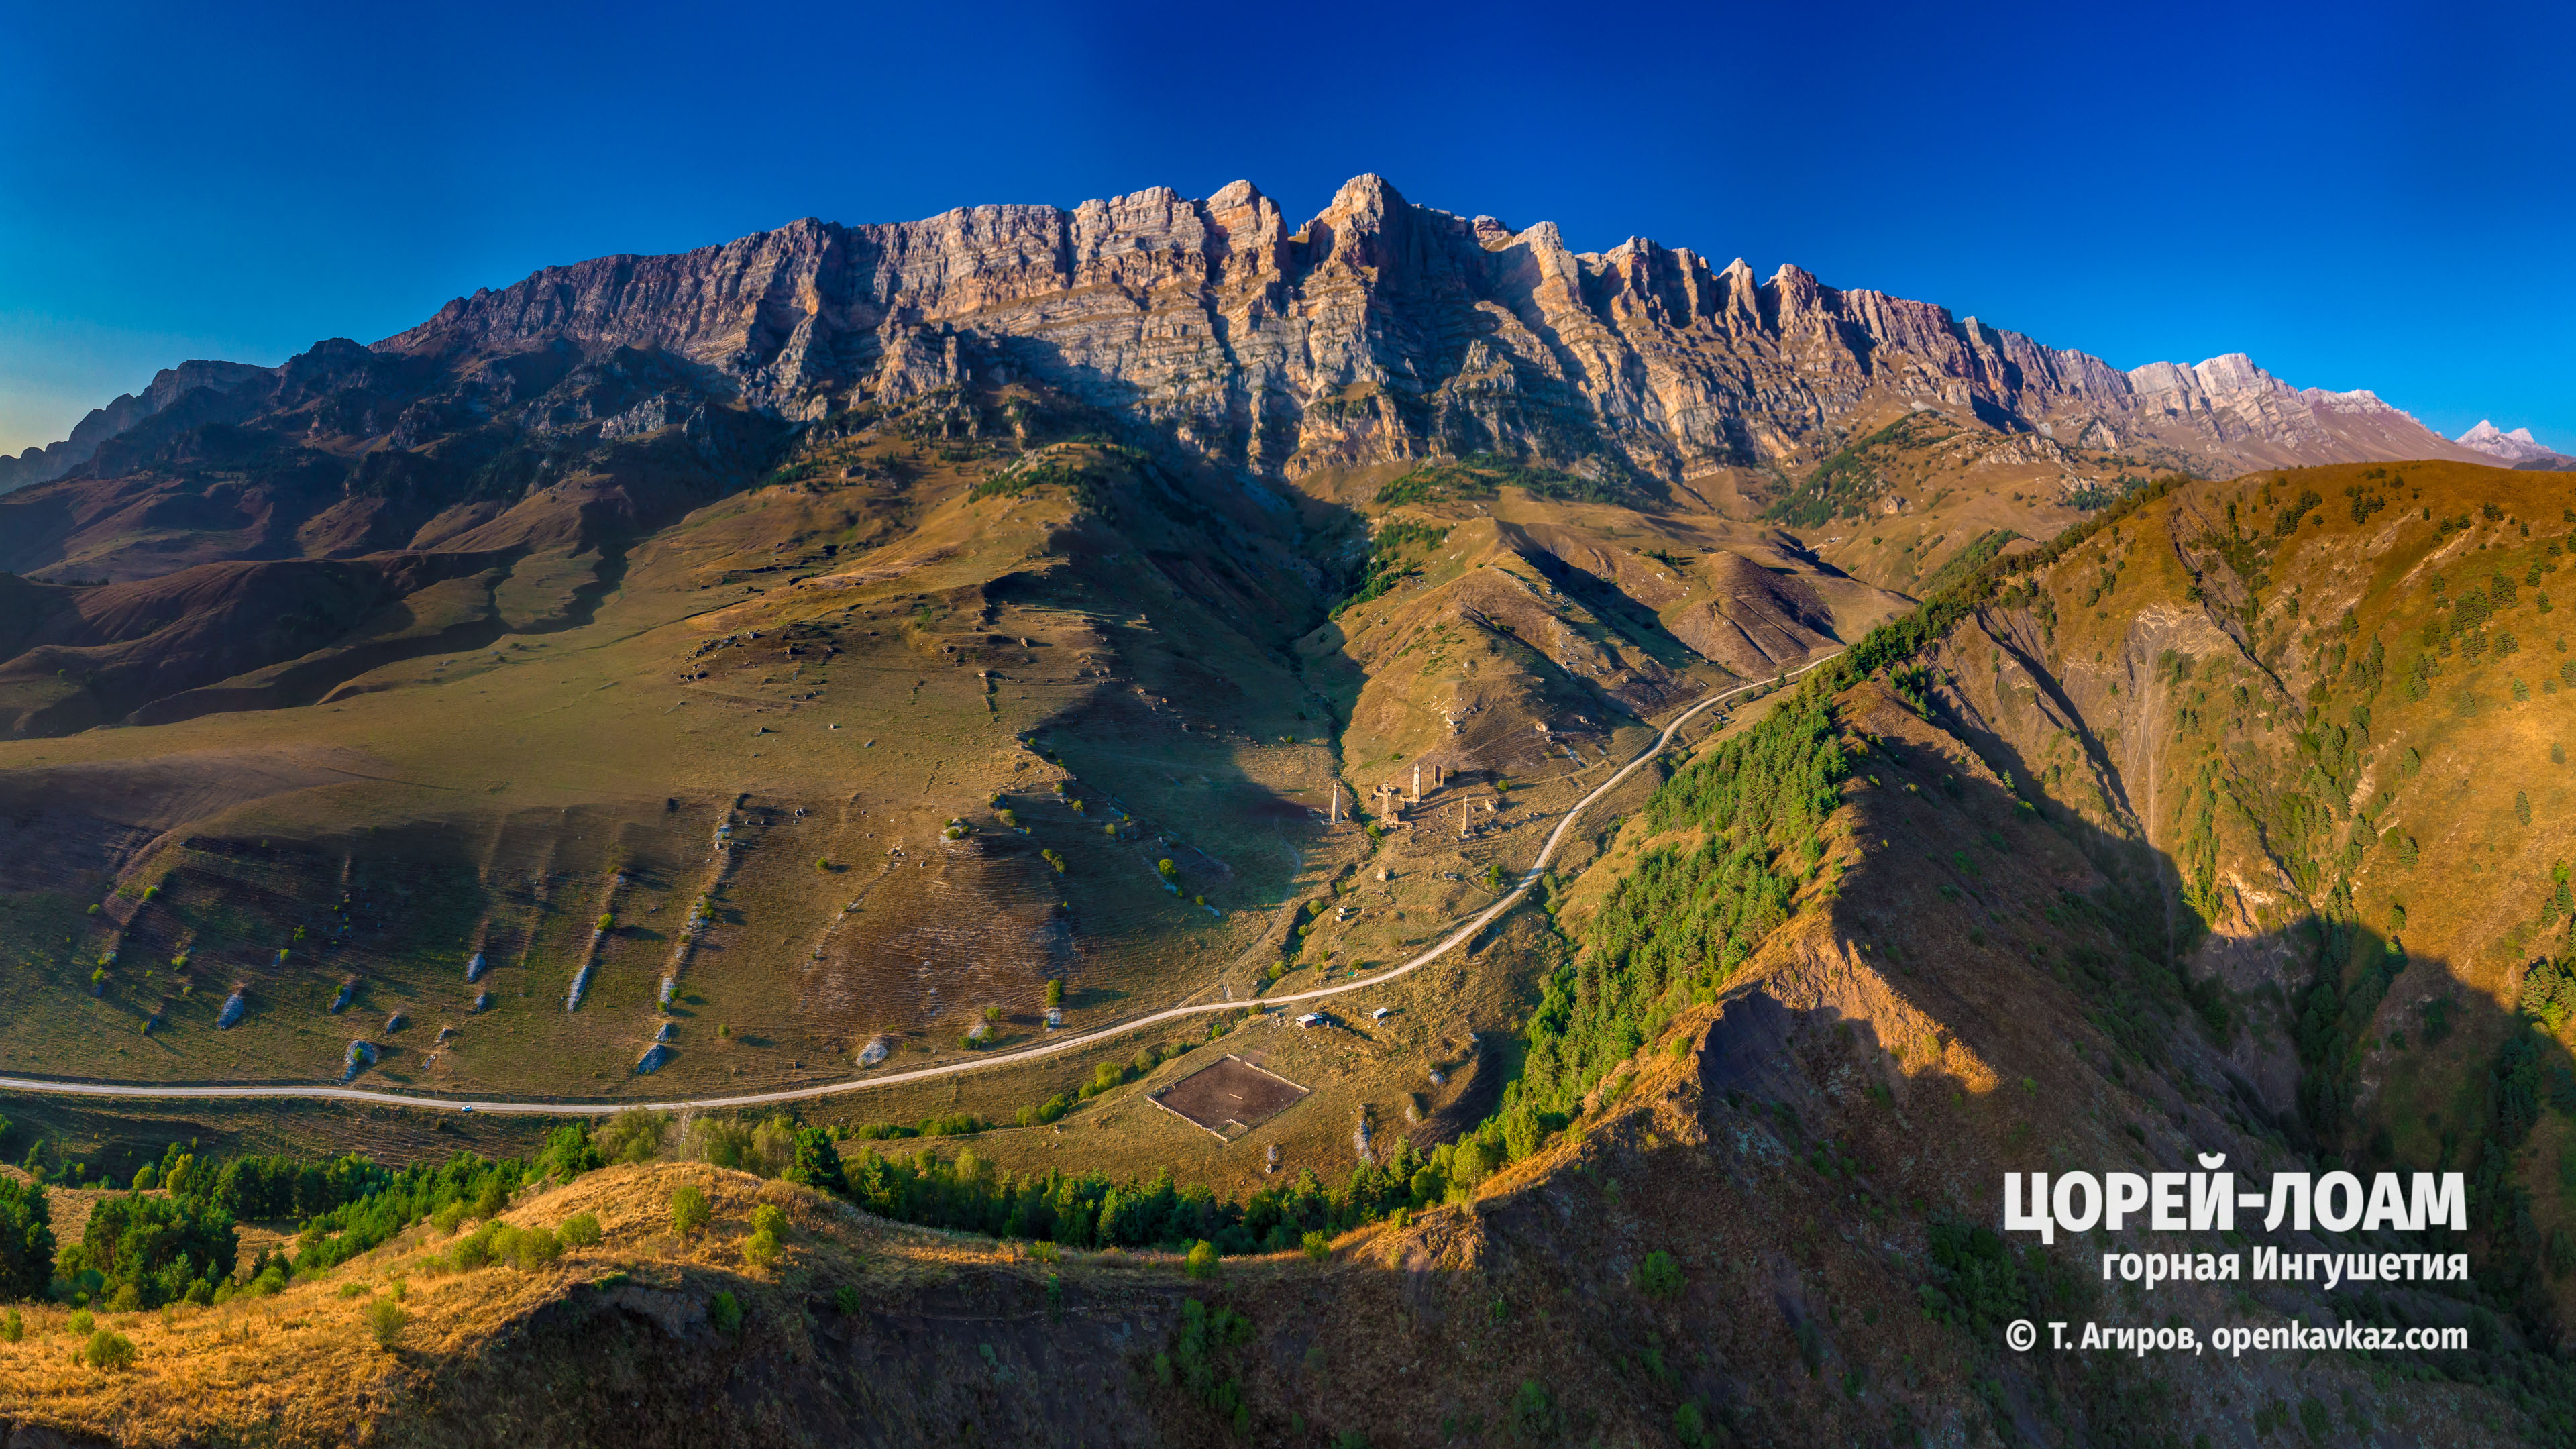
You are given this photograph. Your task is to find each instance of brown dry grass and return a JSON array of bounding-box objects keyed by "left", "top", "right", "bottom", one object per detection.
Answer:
[
  {"left": 0, "top": 1161, "right": 1085, "bottom": 1446},
  {"left": 0, "top": 1154, "right": 1382, "bottom": 1448}
]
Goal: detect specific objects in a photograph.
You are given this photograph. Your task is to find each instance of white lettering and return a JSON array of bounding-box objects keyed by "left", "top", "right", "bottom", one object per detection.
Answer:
[
  {"left": 2314, "top": 1171, "right": 2364, "bottom": 1232},
  {"left": 2413, "top": 1173, "right": 2466, "bottom": 1233},
  {"left": 2263, "top": 1173, "right": 2311, "bottom": 1232},
  {"left": 2005, "top": 1173, "right": 2055, "bottom": 1244},
  {"left": 2362, "top": 1173, "right": 2411, "bottom": 1232},
  {"left": 2190, "top": 1171, "right": 2234, "bottom": 1230},
  {"left": 2151, "top": 1172, "right": 2187, "bottom": 1231},
  {"left": 2054, "top": 1172, "right": 2102, "bottom": 1234},
  {"left": 2106, "top": 1172, "right": 2149, "bottom": 1231}
]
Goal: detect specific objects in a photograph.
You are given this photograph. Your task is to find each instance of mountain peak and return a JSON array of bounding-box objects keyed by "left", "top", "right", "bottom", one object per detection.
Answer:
[
  {"left": 2461, "top": 419, "right": 2536, "bottom": 445},
  {"left": 1204, "top": 178, "right": 1265, "bottom": 209},
  {"left": 1322, "top": 172, "right": 1403, "bottom": 217},
  {"left": 2457, "top": 418, "right": 2569, "bottom": 465}
]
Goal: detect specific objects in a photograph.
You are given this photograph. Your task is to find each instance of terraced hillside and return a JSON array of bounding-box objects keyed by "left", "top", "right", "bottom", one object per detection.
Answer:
[{"left": 0, "top": 370, "right": 1886, "bottom": 1105}]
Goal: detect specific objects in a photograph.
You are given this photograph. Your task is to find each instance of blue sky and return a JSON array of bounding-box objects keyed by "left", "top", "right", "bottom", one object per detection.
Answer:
[{"left": 3, "top": 0, "right": 2569, "bottom": 455}]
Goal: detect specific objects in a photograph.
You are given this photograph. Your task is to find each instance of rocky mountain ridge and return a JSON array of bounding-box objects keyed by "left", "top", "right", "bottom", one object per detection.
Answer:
[
  {"left": 4, "top": 174, "right": 2497, "bottom": 511},
  {"left": 0, "top": 359, "right": 270, "bottom": 494},
  {"left": 368, "top": 174, "right": 2488, "bottom": 481}
]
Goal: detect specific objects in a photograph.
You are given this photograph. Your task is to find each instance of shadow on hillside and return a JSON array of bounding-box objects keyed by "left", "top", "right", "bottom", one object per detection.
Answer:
[{"left": 1796, "top": 687, "right": 2576, "bottom": 1346}]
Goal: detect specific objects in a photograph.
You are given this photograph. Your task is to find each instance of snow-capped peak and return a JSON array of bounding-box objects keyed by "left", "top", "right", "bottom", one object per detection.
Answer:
[{"left": 2457, "top": 419, "right": 2566, "bottom": 464}]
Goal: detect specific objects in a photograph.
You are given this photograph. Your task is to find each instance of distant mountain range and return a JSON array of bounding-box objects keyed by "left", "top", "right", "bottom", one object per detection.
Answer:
[
  {"left": 0, "top": 175, "right": 2503, "bottom": 502},
  {"left": 0, "top": 359, "right": 271, "bottom": 494},
  {"left": 2455, "top": 418, "right": 2575, "bottom": 470}
]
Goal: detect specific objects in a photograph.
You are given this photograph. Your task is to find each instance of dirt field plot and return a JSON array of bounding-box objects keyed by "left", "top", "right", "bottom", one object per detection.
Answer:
[{"left": 1150, "top": 1055, "right": 1309, "bottom": 1139}]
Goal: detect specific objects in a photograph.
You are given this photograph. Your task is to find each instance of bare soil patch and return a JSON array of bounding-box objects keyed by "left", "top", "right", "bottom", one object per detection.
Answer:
[{"left": 1148, "top": 1054, "right": 1308, "bottom": 1139}]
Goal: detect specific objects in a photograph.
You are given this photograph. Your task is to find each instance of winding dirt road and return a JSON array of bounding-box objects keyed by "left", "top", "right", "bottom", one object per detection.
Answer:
[{"left": 0, "top": 654, "right": 1840, "bottom": 1118}]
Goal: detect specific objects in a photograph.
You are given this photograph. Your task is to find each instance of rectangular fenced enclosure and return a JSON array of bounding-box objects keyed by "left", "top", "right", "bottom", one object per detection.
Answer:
[{"left": 1149, "top": 1055, "right": 1310, "bottom": 1138}]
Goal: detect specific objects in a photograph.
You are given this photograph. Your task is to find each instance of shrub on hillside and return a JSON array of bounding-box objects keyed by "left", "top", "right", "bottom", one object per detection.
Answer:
[
  {"left": 365, "top": 1298, "right": 408, "bottom": 1349},
  {"left": 506, "top": 1226, "right": 561, "bottom": 1271},
  {"left": 1917, "top": 1220, "right": 2060, "bottom": 1333},
  {"left": 1508, "top": 1381, "right": 1555, "bottom": 1442},
  {"left": 709, "top": 1291, "right": 743, "bottom": 1336},
  {"left": 81, "top": 1328, "right": 136, "bottom": 1371},
  {"left": 449, "top": 1224, "right": 498, "bottom": 1271},
  {"left": 594, "top": 1108, "right": 670, "bottom": 1165},
  {"left": 1014, "top": 1095, "right": 1073, "bottom": 1128},
  {"left": 1633, "top": 1250, "right": 1684, "bottom": 1299},
  {"left": 533, "top": 1124, "right": 605, "bottom": 1183},
  {"left": 678, "top": 1114, "right": 796, "bottom": 1177},
  {"left": 557, "top": 1212, "right": 602, "bottom": 1248},
  {"left": 743, "top": 1204, "right": 788, "bottom": 1269},
  {"left": 449, "top": 1220, "right": 561, "bottom": 1273},
  {"left": 671, "top": 1184, "right": 710, "bottom": 1238},
  {"left": 1165, "top": 1298, "right": 1254, "bottom": 1432}
]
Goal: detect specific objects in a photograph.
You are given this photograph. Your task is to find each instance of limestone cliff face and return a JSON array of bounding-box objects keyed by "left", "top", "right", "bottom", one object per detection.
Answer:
[
  {"left": 2119, "top": 353, "right": 2489, "bottom": 469},
  {"left": 375, "top": 174, "right": 2485, "bottom": 482}
]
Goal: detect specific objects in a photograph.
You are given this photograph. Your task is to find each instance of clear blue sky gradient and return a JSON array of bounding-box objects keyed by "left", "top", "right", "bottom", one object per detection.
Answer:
[{"left": 3, "top": 0, "right": 2569, "bottom": 456}]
